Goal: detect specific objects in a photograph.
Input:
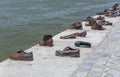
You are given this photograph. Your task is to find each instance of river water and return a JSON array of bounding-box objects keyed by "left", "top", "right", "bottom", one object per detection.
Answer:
[{"left": 0, "top": 0, "right": 120, "bottom": 61}]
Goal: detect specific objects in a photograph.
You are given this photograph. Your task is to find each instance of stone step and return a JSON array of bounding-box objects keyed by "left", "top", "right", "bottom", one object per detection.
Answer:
[{"left": 75, "top": 18, "right": 120, "bottom": 77}]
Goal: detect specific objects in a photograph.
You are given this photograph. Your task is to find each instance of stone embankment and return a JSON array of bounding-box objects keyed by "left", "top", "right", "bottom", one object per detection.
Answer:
[
  {"left": 0, "top": 16, "right": 119, "bottom": 77},
  {"left": 0, "top": 4, "right": 120, "bottom": 77}
]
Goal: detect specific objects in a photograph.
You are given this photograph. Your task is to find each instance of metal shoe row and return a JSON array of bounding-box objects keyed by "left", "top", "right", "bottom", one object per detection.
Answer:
[
  {"left": 9, "top": 3, "right": 120, "bottom": 61},
  {"left": 96, "top": 3, "right": 120, "bottom": 17},
  {"left": 9, "top": 34, "right": 91, "bottom": 61}
]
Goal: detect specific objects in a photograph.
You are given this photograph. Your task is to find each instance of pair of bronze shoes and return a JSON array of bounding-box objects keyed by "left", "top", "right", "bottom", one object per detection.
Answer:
[
  {"left": 60, "top": 31, "right": 87, "bottom": 39},
  {"left": 85, "top": 19, "right": 96, "bottom": 26},
  {"left": 84, "top": 16, "right": 94, "bottom": 22},
  {"left": 68, "top": 22, "right": 83, "bottom": 30},
  {"left": 56, "top": 46, "right": 80, "bottom": 57},
  {"left": 9, "top": 50, "right": 33, "bottom": 61},
  {"left": 39, "top": 34, "right": 53, "bottom": 47},
  {"left": 84, "top": 16, "right": 104, "bottom": 22},
  {"left": 95, "top": 16, "right": 112, "bottom": 25},
  {"left": 95, "top": 16, "right": 105, "bottom": 20},
  {"left": 98, "top": 20, "right": 112, "bottom": 25},
  {"left": 91, "top": 22, "right": 105, "bottom": 30},
  {"left": 85, "top": 19, "right": 105, "bottom": 30}
]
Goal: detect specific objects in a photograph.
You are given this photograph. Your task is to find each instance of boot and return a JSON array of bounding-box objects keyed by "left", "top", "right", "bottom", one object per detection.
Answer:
[
  {"left": 43, "top": 35, "right": 53, "bottom": 41},
  {"left": 85, "top": 19, "right": 96, "bottom": 26},
  {"left": 39, "top": 34, "right": 53, "bottom": 47}
]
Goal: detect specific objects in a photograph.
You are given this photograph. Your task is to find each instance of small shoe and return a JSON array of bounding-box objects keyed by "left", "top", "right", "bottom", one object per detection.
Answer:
[
  {"left": 68, "top": 22, "right": 83, "bottom": 30},
  {"left": 91, "top": 22, "right": 105, "bottom": 30},
  {"left": 95, "top": 16, "right": 105, "bottom": 20},
  {"left": 85, "top": 19, "right": 96, "bottom": 26},
  {"left": 98, "top": 20, "right": 113, "bottom": 26},
  {"left": 84, "top": 16, "right": 94, "bottom": 21},
  {"left": 71, "top": 31, "right": 87, "bottom": 37},
  {"left": 46, "top": 38, "right": 53, "bottom": 47},
  {"left": 60, "top": 35, "right": 76, "bottom": 39},
  {"left": 74, "top": 41, "right": 91, "bottom": 48},
  {"left": 39, "top": 34, "right": 53, "bottom": 47},
  {"left": 60, "top": 31, "right": 87, "bottom": 39},
  {"left": 76, "top": 31, "right": 87, "bottom": 37},
  {"left": 9, "top": 50, "right": 33, "bottom": 61},
  {"left": 55, "top": 46, "right": 80, "bottom": 57}
]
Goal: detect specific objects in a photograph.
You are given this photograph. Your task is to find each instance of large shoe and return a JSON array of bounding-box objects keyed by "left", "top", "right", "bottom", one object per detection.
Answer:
[
  {"left": 91, "top": 22, "right": 105, "bottom": 30},
  {"left": 85, "top": 19, "right": 96, "bottom": 26},
  {"left": 9, "top": 50, "right": 33, "bottom": 61},
  {"left": 68, "top": 22, "right": 83, "bottom": 29},
  {"left": 74, "top": 41, "right": 91, "bottom": 48},
  {"left": 60, "top": 31, "right": 87, "bottom": 39},
  {"left": 84, "top": 16, "right": 94, "bottom": 21},
  {"left": 55, "top": 46, "right": 80, "bottom": 57},
  {"left": 70, "top": 31, "right": 87, "bottom": 37},
  {"left": 98, "top": 20, "right": 112, "bottom": 25},
  {"left": 95, "top": 16, "right": 105, "bottom": 20},
  {"left": 60, "top": 34, "right": 76, "bottom": 39},
  {"left": 39, "top": 34, "right": 53, "bottom": 47}
]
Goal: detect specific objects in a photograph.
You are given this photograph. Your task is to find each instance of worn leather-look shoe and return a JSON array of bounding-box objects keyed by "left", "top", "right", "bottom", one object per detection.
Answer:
[
  {"left": 84, "top": 16, "right": 94, "bottom": 22},
  {"left": 39, "top": 34, "right": 53, "bottom": 47},
  {"left": 70, "top": 31, "right": 87, "bottom": 37},
  {"left": 60, "top": 34, "right": 76, "bottom": 39},
  {"left": 98, "top": 20, "right": 113, "bottom": 25},
  {"left": 60, "top": 31, "right": 87, "bottom": 39},
  {"left": 55, "top": 46, "right": 80, "bottom": 57},
  {"left": 91, "top": 22, "right": 105, "bottom": 30},
  {"left": 9, "top": 50, "right": 33, "bottom": 61},
  {"left": 74, "top": 41, "right": 91, "bottom": 48},
  {"left": 95, "top": 16, "right": 105, "bottom": 20},
  {"left": 68, "top": 22, "right": 83, "bottom": 30},
  {"left": 76, "top": 31, "right": 87, "bottom": 37},
  {"left": 85, "top": 19, "right": 96, "bottom": 26}
]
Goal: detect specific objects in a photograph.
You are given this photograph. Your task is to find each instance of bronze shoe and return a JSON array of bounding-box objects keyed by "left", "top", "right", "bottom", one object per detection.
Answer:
[
  {"left": 60, "top": 35, "right": 76, "bottom": 39},
  {"left": 98, "top": 20, "right": 112, "bottom": 25},
  {"left": 60, "top": 31, "right": 87, "bottom": 39},
  {"left": 55, "top": 46, "right": 80, "bottom": 57},
  {"left": 68, "top": 22, "right": 83, "bottom": 29},
  {"left": 85, "top": 19, "right": 96, "bottom": 26},
  {"left": 70, "top": 31, "right": 87, "bottom": 37},
  {"left": 39, "top": 34, "right": 53, "bottom": 47},
  {"left": 84, "top": 16, "right": 94, "bottom": 22},
  {"left": 9, "top": 50, "right": 33, "bottom": 61},
  {"left": 95, "top": 16, "right": 105, "bottom": 20},
  {"left": 91, "top": 22, "right": 105, "bottom": 30}
]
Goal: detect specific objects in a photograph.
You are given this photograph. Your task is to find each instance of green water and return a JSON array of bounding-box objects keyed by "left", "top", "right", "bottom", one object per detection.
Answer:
[{"left": 0, "top": 0, "right": 120, "bottom": 61}]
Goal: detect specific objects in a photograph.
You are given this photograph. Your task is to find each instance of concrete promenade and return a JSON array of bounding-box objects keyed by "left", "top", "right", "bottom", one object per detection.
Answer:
[
  {"left": 74, "top": 17, "right": 120, "bottom": 77},
  {"left": 0, "top": 16, "right": 120, "bottom": 77}
]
